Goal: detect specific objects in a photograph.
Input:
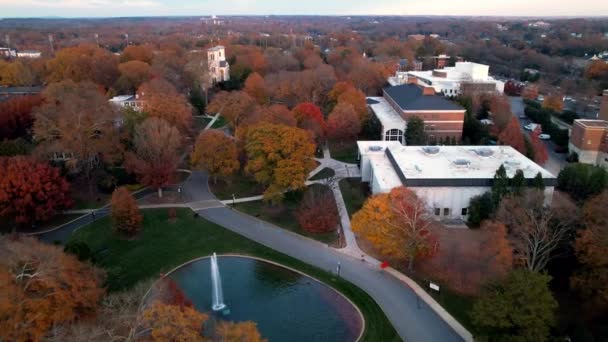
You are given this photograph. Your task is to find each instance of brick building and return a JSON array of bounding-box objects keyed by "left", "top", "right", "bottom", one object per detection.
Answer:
[
  {"left": 600, "top": 89, "right": 608, "bottom": 121},
  {"left": 569, "top": 119, "right": 608, "bottom": 168},
  {"left": 368, "top": 81, "right": 465, "bottom": 144}
]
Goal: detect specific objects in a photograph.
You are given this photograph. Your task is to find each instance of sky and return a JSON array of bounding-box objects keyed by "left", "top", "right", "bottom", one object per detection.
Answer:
[{"left": 0, "top": 0, "right": 607, "bottom": 18}]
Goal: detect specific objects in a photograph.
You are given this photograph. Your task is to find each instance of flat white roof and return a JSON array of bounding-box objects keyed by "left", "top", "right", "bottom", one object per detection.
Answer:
[
  {"left": 110, "top": 95, "right": 136, "bottom": 102},
  {"left": 359, "top": 142, "right": 555, "bottom": 186},
  {"left": 369, "top": 154, "right": 402, "bottom": 190},
  {"left": 366, "top": 97, "right": 405, "bottom": 129}
]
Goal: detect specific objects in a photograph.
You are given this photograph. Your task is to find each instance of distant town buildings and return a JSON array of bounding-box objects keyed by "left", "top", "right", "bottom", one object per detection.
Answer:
[
  {"left": 357, "top": 142, "right": 556, "bottom": 220},
  {"left": 390, "top": 61, "right": 505, "bottom": 96},
  {"left": 0, "top": 47, "right": 16, "bottom": 58},
  {"left": 0, "top": 47, "right": 41, "bottom": 59},
  {"left": 408, "top": 34, "right": 426, "bottom": 41},
  {"left": 528, "top": 21, "right": 551, "bottom": 29},
  {"left": 367, "top": 82, "right": 466, "bottom": 144},
  {"left": 207, "top": 45, "right": 230, "bottom": 84},
  {"left": 0, "top": 86, "right": 43, "bottom": 102},
  {"left": 569, "top": 119, "right": 608, "bottom": 168},
  {"left": 601, "top": 89, "right": 608, "bottom": 120}
]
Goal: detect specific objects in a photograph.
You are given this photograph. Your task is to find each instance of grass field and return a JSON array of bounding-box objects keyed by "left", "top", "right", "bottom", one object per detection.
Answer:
[
  {"left": 309, "top": 167, "right": 336, "bottom": 181},
  {"left": 329, "top": 141, "right": 359, "bottom": 164},
  {"left": 208, "top": 174, "right": 265, "bottom": 200},
  {"left": 339, "top": 178, "right": 370, "bottom": 216},
  {"left": 68, "top": 208, "right": 400, "bottom": 342}
]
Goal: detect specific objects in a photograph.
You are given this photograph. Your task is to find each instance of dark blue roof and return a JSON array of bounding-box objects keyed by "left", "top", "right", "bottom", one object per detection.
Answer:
[{"left": 384, "top": 84, "right": 464, "bottom": 111}]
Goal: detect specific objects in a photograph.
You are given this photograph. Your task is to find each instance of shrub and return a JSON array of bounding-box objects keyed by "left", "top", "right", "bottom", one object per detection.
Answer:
[
  {"left": 467, "top": 192, "right": 494, "bottom": 227},
  {"left": 64, "top": 241, "right": 93, "bottom": 261},
  {"left": 97, "top": 174, "right": 117, "bottom": 193},
  {"left": 557, "top": 163, "right": 608, "bottom": 201}
]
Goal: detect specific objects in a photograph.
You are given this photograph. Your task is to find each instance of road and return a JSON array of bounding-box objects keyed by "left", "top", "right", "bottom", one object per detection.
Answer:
[{"left": 509, "top": 97, "right": 567, "bottom": 176}]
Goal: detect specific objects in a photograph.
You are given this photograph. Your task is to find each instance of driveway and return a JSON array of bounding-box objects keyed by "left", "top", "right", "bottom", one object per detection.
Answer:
[{"left": 509, "top": 97, "right": 567, "bottom": 176}]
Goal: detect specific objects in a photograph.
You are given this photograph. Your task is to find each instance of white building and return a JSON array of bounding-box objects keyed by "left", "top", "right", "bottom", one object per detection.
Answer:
[
  {"left": 109, "top": 95, "right": 143, "bottom": 111},
  {"left": 207, "top": 46, "right": 230, "bottom": 84},
  {"left": 16, "top": 50, "right": 42, "bottom": 58},
  {"left": 389, "top": 62, "right": 504, "bottom": 96},
  {"left": 0, "top": 47, "right": 16, "bottom": 58},
  {"left": 357, "top": 142, "right": 556, "bottom": 221}
]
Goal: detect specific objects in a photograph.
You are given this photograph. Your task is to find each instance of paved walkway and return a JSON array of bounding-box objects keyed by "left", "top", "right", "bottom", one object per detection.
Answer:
[{"left": 34, "top": 169, "right": 471, "bottom": 342}]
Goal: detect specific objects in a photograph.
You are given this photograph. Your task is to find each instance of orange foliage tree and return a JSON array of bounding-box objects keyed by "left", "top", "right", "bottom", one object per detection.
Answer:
[
  {"left": 207, "top": 90, "right": 257, "bottom": 129},
  {"left": 571, "top": 191, "right": 608, "bottom": 309},
  {"left": 0, "top": 60, "right": 35, "bottom": 86},
  {"left": 352, "top": 187, "right": 438, "bottom": 271},
  {"left": 498, "top": 117, "right": 526, "bottom": 154},
  {"left": 244, "top": 72, "right": 268, "bottom": 105},
  {"left": 543, "top": 94, "right": 563, "bottom": 112},
  {"left": 137, "top": 78, "right": 193, "bottom": 132},
  {"left": 326, "top": 102, "right": 362, "bottom": 143},
  {"left": 126, "top": 118, "right": 182, "bottom": 198},
  {"left": 45, "top": 44, "right": 119, "bottom": 88},
  {"left": 529, "top": 131, "right": 549, "bottom": 165},
  {"left": 33, "top": 80, "right": 122, "bottom": 192},
  {"left": 0, "top": 235, "right": 105, "bottom": 341},
  {"left": 328, "top": 81, "right": 368, "bottom": 123},
  {"left": 120, "top": 44, "right": 154, "bottom": 64},
  {"left": 140, "top": 302, "right": 208, "bottom": 341},
  {"left": 292, "top": 102, "right": 326, "bottom": 142},
  {"left": 257, "top": 104, "right": 297, "bottom": 127},
  {"left": 245, "top": 123, "right": 316, "bottom": 203},
  {"left": 110, "top": 187, "right": 143, "bottom": 236},
  {"left": 217, "top": 321, "right": 268, "bottom": 342},
  {"left": 115, "top": 60, "right": 152, "bottom": 93},
  {"left": 585, "top": 60, "right": 608, "bottom": 80},
  {"left": 0, "top": 94, "right": 42, "bottom": 140},
  {"left": 479, "top": 221, "right": 514, "bottom": 278},
  {"left": 295, "top": 187, "right": 339, "bottom": 233},
  {"left": 0, "top": 157, "right": 72, "bottom": 225},
  {"left": 190, "top": 130, "right": 240, "bottom": 183}
]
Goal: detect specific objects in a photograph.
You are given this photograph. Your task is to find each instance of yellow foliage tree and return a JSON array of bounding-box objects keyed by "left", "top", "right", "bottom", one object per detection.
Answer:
[
  {"left": 351, "top": 187, "right": 438, "bottom": 271},
  {"left": 245, "top": 123, "right": 316, "bottom": 203},
  {"left": 190, "top": 130, "right": 240, "bottom": 183}
]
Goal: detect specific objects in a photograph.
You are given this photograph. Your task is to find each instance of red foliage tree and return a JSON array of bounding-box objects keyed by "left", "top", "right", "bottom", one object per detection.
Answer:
[
  {"left": 530, "top": 131, "right": 549, "bottom": 165},
  {"left": 0, "top": 94, "right": 43, "bottom": 140},
  {"left": 295, "top": 187, "right": 339, "bottom": 233},
  {"left": 153, "top": 276, "right": 194, "bottom": 309},
  {"left": 0, "top": 157, "right": 72, "bottom": 225},
  {"left": 498, "top": 117, "right": 526, "bottom": 154},
  {"left": 244, "top": 72, "right": 268, "bottom": 105},
  {"left": 292, "top": 102, "right": 326, "bottom": 142},
  {"left": 326, "top": 102, "right": 361, "bottom": 142}
]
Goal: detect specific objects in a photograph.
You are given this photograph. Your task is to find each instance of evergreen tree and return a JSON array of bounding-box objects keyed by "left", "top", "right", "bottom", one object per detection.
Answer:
[
  {"left": 533, "top": 172, "right": 545, "bottom": 190},
  {"left": 405, "top": 116, "right": 427, "bottom": 145},
  {"left": 511, "top": 169, "right": 525, "bottom": 195},
  {"left": 492, "top": 165, "right": 510, "bottom": 206}
]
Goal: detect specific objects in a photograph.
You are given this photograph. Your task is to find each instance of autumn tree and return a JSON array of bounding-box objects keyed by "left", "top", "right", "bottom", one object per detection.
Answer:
[
  {"left": 0, "top": 60, "right": 35, "bottom": 86},
  {"left": 352, "top": 187, "right": 438, "bottom": 271},
  {"left": 328, "top": 82, "right": 368, "bottom": 122},
  {"left": 207, "top": 90, "right": 257, "bottom": 129},
  {"left": 0, "top": 235, "right": 105, "bottom": 342},
  {"left": 405, "top": 116, "right": 426, "bottom": 145},
  {"left": 498, "top": 117, "right": 526, "bottom": 154},
  {"left": 479, "top": 221, "right": 513, "bottom": 278},
  {"left": 110, "top": 187, "right": 143, "bottom": 236},
  {"left": 0, "top": 157, "right": 72, "bottom": 225},
  {"left": 295, "top": 186, "right": 339, "bottom": 233},
  {"left": 33, "top": 80, "right": 121, "bottom": 194},
  {"left": 137, "top": 78, "right": 193, "bottom": 132},
  {"left": 115, "top": 60, "right": 152, "bottom": 94},
  {"left": 190, "top": 130, "right": 239, "bottom": 183},
  {"left": 120, "top": 44, "right": 154, "bottom": 64},
  {"left": 217, "top": 321, "right": 268, "bottom": 342},
  {"left": 529, "top": 131, "right": 548, "bottom": 164},
  {"left": 0, "top": 94, "right": 43, "bottom": 140},
  {"left": 570, "top": 191, "right": 608, "bottom": 309},
  {"left": 244, "top": 72, "right": 268, "bottom": 105},
  {"left": 245, "top": 123, "right": 316, "bottom": 203},
  {"left": 496, "top": 190, "right": 577, "bottom": 272},
  {"left": 326, "top": 102, "right": 362, "bottom": 143},
  {"left": 543, "top": 94, "right": 564, "bottom": 112},
  {"left": 126, "top": 118, "right": 182, "bottom": 198},
  {"left": 140, "top": 302, "right": 207, "bottom": 341},
  {"left": 292, "top": 102, "right": 326, "bottom": 142},
  {"left": 472, "top": 269, "right": 557, "bottom": 342},
  {"left": 258, "top": 104, "right": 297, "bottom": 127},
  {"left": 45, "top": 44, "right": 119, "bottom": 88}
]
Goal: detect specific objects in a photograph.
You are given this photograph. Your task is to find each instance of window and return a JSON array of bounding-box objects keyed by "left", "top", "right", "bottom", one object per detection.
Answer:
[
  {"left": 443, "top": 208, "right": 450, "bottom": 216},
  {"left": 461, "top": 208, "right": 468, "bottom": 216},
  {"left": 434, "top": 208, "right": 441, "bottom": 216},
  {"left": 385, "top": 129, "right": 404, "bottom": 144}
]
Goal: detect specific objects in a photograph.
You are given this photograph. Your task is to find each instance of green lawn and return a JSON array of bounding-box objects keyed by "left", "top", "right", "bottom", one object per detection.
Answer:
[
  {"left": 329, "top": 141, "right": 359, "bottom": 164},
  {"left": 339, "top": 178, "right": 370, "bottom": 216},
  {"left": 3, "top": 213, "right": 83, "bottom": 234},
  {"left": 211, "top": 115, "right": 227, "bottom": 129},
  {"left": 68, "top": 208, "right": 400, "bottom": 342},
  {"left": 194, "top": 116, "right": 212, "bottom": 131},
  {"left": 208, "top": 174, "right": 265, "bottom": 200},
  {"left": 309, "top": 167, "right": 335, "bottom": 181},
  {"left": 234, "top": 186, "right": 339, "bottom": 245}
]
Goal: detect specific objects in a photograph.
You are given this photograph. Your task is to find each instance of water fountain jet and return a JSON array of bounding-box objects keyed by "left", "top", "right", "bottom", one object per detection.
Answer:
[{"left": 210, "top": 253, "right": 226, "bottom": 311}]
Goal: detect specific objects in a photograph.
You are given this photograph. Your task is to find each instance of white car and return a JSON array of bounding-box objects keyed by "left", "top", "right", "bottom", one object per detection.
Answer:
[{"left": 539, "top": 134, "right": 551, "bottom": 140}]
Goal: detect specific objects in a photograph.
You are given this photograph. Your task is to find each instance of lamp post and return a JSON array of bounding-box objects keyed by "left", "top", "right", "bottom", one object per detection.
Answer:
[
  {"left": 232, "top": 193, "right": 236, "bottom": 208},
  {"left": 336, "top": 262, "right": 341, "bottom": 277}
]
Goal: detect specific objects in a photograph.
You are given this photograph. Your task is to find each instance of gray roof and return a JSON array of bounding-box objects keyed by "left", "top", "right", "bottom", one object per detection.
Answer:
[
  {"left": 384, "top": 84, "right": 464, "bottom": 111},
  {"left": 0, "top": 86, "right": 43, "bottom": 94}
]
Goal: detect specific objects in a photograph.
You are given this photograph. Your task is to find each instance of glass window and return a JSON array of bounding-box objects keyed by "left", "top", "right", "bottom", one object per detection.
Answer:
[
  {"left": 461, "top": 208, "right": 468, "bottom": 216},
  {"left": 385, "top": 129, "right": 404, "bottom": 144},
  {"left": 443, "top": 208, "right": 450, "bottom": 216},
  {"left": 434, "top": 208, "right": 441, "bottom": 216}
]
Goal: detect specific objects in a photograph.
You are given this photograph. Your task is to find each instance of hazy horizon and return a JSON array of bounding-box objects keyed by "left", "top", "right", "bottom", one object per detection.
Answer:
[{"left": 1, "top": 0, "right": 607, "bottom": 18}]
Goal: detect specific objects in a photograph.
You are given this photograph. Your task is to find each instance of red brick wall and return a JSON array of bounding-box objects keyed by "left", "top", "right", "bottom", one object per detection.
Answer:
[{"left": 571, "top": 122, "right": 608, "bottom": 151}]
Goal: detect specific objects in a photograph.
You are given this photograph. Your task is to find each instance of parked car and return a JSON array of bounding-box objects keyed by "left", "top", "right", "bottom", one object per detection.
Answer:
[
  {"left": 539, "top": 133, "right": 551, "bottom": 140},
  {"left": 525, "top": 123, "right": 540, "bottom": 131},
  {"left": 519, "top": 114, "right": 527, "bottom": 119}
]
